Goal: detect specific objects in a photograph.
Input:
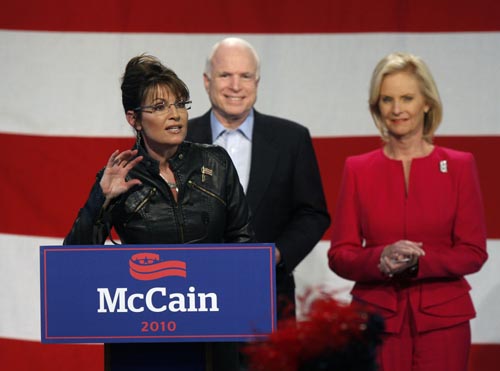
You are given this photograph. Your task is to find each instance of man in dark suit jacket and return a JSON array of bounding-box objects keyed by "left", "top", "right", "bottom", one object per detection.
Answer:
[{"left": 187, "top": 37, "right": 330, "bottom": 319}]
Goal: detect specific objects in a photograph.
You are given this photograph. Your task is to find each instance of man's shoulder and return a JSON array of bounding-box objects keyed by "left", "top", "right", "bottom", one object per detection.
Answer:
[
  {"left": 254, "top": 111, "right": 309, "bottom": 135},
  {"left": 186, "top": 111, "right": 211, "bottom": 142},
  {"left": 188, "top": 111, "right": 211, "bottom": 126}
]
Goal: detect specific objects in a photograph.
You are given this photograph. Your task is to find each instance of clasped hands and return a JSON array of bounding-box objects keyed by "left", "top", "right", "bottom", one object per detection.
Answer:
[{"left": 378, "top": 240, "right": 425, "bottom": 278}]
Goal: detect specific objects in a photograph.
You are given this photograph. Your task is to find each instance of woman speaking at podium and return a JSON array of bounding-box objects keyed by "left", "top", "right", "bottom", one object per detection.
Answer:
[{"left": 64, "top": 54, "right": 254, "bottom": 371}]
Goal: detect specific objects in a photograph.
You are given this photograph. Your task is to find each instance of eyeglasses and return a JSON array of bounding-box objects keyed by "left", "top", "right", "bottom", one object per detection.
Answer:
[{"left": 134, "top": 100, "right": 192, "bottom": 114}]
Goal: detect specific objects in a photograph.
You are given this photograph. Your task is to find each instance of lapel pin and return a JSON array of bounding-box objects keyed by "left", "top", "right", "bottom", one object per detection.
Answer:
[
  {"left": 440, "top": 160, "right": 448, "bottom": 173},
  {"left": 201, "top": 166, "right": 213, "bottom": 182}
]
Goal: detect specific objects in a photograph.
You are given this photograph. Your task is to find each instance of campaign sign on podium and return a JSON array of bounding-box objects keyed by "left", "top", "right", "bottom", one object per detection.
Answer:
[{"left": 40, "top": 243, "right": 276, "bottom": 343}]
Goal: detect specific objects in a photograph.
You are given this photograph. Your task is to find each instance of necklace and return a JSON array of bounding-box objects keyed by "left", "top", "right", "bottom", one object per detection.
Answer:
[
  {"left": 159, "top": 173, "right": 178, "bottom": 193},
  {"left": 166, "top": 181, "right": 177, "bottom": 189}
]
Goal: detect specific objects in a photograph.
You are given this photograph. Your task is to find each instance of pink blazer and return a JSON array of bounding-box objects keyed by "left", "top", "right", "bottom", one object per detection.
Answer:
[{"left": 328, "top": 146, "right": 487, "bottom": 333}]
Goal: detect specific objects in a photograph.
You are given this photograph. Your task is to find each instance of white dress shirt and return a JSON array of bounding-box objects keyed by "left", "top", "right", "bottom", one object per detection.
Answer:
[{"left": 210, "top": 110, "right": 253, "bottom": 193}]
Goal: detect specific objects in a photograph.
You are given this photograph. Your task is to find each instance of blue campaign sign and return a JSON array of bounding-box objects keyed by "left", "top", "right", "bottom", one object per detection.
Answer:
[{"left": 40, "top": 244, "right": 276, "bottom": 343}]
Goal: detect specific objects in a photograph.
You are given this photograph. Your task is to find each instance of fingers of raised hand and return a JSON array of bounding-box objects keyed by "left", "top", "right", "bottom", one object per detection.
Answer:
[
  {"left": 112, "top": 156, "right": 128, "bottom": 168},
  {"left": 108, "top": 150, "right": 142, "bottom": 169}
]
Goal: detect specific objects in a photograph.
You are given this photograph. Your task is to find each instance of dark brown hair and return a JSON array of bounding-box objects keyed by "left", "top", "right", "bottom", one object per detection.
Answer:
[{"left": 121, "top": 54, "right": 190, "bottom": 116}]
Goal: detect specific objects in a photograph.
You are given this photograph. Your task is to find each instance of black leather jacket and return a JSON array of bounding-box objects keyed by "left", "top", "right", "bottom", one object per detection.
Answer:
[{"left": 64, "top": 141, "right": 255, "bottom": 245}]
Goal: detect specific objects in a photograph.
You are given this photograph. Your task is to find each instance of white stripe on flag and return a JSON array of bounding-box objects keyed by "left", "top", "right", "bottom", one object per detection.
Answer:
[{"left": 1, "top": 30, "right": 500, "bottom": 138}]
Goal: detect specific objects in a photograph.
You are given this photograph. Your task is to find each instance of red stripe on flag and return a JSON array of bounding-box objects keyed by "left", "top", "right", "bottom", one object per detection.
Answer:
[
  {"left": 0, "top": 338, "right": 498, "bottom": 371},
  {"left": 1, "top": 133, "right": 499, "bottom": 239},
  {"left": 468, "top": 344, "right": 500, "bottom": 371},
  {"left": 1, "top": 0, "right": 499, "bottom": 33},
  {"left": 0, "top": 133, "right": 134, "bottom": 239},
  {"left": 0, "top": 338, "right": 103, "bottom": 371}
]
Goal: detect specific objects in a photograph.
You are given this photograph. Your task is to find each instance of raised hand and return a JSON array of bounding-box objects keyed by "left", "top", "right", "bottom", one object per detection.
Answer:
[{"left": 100, "top": 149, "right": 143, "bottom": 207}]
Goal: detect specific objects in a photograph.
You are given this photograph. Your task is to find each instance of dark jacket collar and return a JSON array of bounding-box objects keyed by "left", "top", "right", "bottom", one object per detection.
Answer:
[{"left": 134, "top": 140, "right": 190, "bottom": 174}]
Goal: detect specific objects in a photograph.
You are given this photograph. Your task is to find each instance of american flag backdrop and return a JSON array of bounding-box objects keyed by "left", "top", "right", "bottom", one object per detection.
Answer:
[{"left": 1, "top": 1, "right": 499, "bottom": 370}]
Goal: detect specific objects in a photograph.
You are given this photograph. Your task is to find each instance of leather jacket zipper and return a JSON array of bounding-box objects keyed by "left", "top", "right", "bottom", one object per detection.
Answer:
[
  {"left": 123, "top": 187, "right": 157, "bottom": 226},
  {"left": 187, "top": 180, "right": 226, "bottom": 206},
  {"left": 176, "top": 206, "right": 185, "bottom": 243}
]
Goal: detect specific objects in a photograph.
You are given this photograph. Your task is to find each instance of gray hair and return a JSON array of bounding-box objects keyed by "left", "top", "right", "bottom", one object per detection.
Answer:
[{"left": 204, "top": 37, "right": 261, "bottom": 80}]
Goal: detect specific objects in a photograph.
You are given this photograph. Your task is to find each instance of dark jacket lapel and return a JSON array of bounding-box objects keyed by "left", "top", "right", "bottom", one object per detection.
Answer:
[
  {"left": 188, "top": 110, "right": 278, "bottom": 214},
  {"left": 186, "top": 111, "right": 213, "bottom": 143},
  {"left": 246, "top": 111, "right": 279, "bottom": 213}
]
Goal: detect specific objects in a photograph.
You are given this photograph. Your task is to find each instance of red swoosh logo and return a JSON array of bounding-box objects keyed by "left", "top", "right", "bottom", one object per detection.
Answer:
[{"left": 129, "top": 253, "right": 187, "bottom": 280}]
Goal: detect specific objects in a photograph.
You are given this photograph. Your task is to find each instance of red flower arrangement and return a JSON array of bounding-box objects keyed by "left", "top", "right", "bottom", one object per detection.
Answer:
[{"left": 243, "top": 288, "right": 384, "bottom": 371}]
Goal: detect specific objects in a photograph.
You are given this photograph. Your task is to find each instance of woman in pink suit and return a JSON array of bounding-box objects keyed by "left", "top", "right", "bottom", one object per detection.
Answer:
[{"left": 328, "top": 52, "right": 487, "bottom": 371}]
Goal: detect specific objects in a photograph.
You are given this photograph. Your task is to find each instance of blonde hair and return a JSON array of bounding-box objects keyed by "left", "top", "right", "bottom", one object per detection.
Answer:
[{"left": 368, "top": 52, "right": 443, "bottom": 142}]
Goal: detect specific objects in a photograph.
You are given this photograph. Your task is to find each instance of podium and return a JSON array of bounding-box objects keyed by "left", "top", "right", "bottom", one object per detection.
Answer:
[{"left": 40, "top": 244, "right": 276, "bottom": 370}]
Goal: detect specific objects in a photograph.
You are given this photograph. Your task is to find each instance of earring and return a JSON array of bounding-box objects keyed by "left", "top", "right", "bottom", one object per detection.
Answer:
[{"left": 136, "top": 130, "right": 143, "bottom": 148}]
